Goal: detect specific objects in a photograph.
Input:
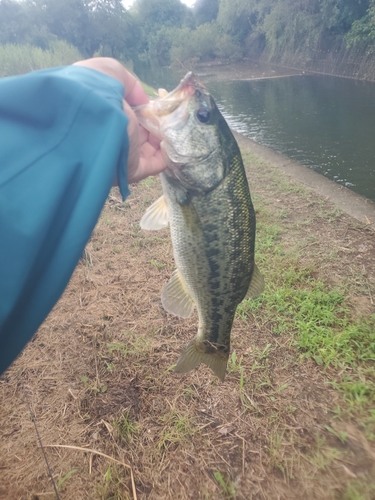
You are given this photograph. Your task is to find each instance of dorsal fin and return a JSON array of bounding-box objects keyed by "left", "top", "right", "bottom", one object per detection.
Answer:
[{"left": 245, "top": 264, "right": 265, "bottom": 299}]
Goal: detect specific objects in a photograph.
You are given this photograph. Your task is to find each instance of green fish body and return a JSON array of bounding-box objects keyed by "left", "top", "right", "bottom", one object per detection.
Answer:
[{"left": 136, "top": 73, "right": 264, "bottom": 380}]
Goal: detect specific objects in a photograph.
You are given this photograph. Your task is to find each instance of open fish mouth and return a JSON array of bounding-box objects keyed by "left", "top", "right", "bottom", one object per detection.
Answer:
[
  {"left": 134, "top": 73, "right": 208, "bottom": 139},
  {"left": 159, "top": 72, "right": 206, "bottom": 103}
]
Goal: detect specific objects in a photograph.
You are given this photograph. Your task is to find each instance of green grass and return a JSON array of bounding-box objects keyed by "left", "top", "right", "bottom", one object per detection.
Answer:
[
  {"left": 244, "top": 269, "right": 375, "bottom": 417},
  {"left": 150, "top": 259, "right": 166, "bottom": 269},
  {"left": 237, "top": 203, "right": 375, "bottom": 438},
  {"left": 96, "top": 464, "right": 130, "bottom": 500},
  {"left": 342, "top": 478, "right": 375, "bottom": 500},
  {"left": 213, "top": 471, "right": 236, "bottom": 499},
  {"left": 107, "top": 332, "right": 151, "bottom": 362},
  {"left": 157, "top": 411, "right": 195, "bottom": 450},
  {"left": 113, "top": 411, "right": 138, "bottom": 443},
  {"left": 58, "top": 468, "right": 78, "bottom": 491}
]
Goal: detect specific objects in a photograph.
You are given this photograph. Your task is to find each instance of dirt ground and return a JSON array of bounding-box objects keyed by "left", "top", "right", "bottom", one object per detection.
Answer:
[{"left": 0, "top": 136, "right": 374, "bottom": 499}]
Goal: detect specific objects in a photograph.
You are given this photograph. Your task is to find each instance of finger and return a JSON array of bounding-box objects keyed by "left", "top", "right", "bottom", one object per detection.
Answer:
[
  {"left": 138, "top": 152, "right": 166, "bottom": 177},
  {"left": 73, "top": 58, "right": 149, "bottom": 106},
  {"left": 148, "top": 133, "right": 161, "bottom": 150},
  {"left": 138, "top": 125, "right": 149, "bottom": 145},
  {"left": 138, "top": 126, "right": 161, "bottom": 151},
  {"left": 125, "top": 79, "right": 149, "bottom": 107},
  {"left": 122, "top": 100, "right": 140, "bottom": 177},
  {"left": 140, "top": 141, "right": 157, "bottom": 159}
]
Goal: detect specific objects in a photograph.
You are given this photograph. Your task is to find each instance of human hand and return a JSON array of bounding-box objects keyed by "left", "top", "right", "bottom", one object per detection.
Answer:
[{"left": 73, "top": 58, "right": 166, "bottom": 183}]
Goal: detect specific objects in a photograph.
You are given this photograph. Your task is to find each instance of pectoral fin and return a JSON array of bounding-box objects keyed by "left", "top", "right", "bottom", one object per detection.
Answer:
[
  {"left": 140, "top": 195, "right": 169, "bottom": 230},
  {"left": 161, "top": 269, "right": 195, "bottom": 318},
  {"left": 245, "top": 264, "right": 265, "bottom": 299},
  {"left": 174, "top": 339, "right": 229, "bottom": 382}
]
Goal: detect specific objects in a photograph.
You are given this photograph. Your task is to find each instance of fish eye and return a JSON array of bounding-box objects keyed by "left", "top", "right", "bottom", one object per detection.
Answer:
[{"left": 196, "top": 108, "right": 210, "bottom": 123}]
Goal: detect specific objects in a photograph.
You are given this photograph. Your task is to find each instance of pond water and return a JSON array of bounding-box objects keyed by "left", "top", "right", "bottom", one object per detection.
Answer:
[{"left": 135, "top": 63, "right": 375, "bottom": 202}]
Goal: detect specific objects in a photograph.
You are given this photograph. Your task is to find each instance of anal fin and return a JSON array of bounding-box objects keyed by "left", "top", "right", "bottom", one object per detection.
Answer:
[{"left": 161, "top": 269, "right": 195, "bottom": 318}]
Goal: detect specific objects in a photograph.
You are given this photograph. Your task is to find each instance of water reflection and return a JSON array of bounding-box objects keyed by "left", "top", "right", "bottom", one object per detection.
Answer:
[
  {"left": 133, "top": 62, "right": 181, "bottom": 92},
  {"left": 208, "top": 76, "right": 375, "bottom": 201}
]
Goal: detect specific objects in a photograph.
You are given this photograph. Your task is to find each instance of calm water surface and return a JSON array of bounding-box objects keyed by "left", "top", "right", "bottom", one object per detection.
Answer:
[{"left": 136, "top": 64, "right": 375, "bottom": 202}]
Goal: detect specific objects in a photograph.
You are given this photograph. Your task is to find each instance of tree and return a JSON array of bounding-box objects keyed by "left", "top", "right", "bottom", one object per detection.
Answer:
[
  {"left": 0, "top": 0, "right": 53, "bottom": 48},
  {"left": 321, "top": 0, "right": 369, "bottom": 35},
  {"left": 217, "top": 0, "right": 262, "bottom": 44},
  {"left": 193, "top": 0, "right": 218, "bottom": 26},
  {"left": 35, "top": 0, "right": 95, "bottom": 56},
  {"left": 346, "top": 0, "right": 375, "bottom": 46},
  {"left": 131, "top": 0, "right": 191, "bottom": 55},
  {"left": 89, "top": 0, "right": 138, "bottom": 60}
]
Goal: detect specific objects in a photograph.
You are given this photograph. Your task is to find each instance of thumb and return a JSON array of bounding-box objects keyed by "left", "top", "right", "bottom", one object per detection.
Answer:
[{"left": 122, "top": 100, "right": 140, "bottom": 183}]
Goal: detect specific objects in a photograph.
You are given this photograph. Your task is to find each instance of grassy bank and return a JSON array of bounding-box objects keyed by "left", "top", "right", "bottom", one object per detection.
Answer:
[
  {"left": 0, "top": 145, "right": 374, "bottom": 499},
  {"left": 247, "top": 150, "right": 375, "bottom": 430}
]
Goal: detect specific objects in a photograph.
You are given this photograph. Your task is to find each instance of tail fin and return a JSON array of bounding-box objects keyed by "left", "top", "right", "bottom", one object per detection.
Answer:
[{"left": 174, "top": 339, "right": 229, "bottom": 381}]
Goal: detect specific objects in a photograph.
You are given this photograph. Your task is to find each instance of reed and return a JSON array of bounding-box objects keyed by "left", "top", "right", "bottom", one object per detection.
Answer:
[{"left": 0, "top": 41, "right": 83, "bottom": 77}]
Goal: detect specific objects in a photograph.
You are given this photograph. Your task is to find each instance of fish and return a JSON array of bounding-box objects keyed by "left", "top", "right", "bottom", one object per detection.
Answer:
[{"left": 135, "top": 72, "right": 264, "bottom": 381}]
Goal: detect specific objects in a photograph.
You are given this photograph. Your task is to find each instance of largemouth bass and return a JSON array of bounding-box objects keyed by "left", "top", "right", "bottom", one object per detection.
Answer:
[{"left": 135, "top": 73, "right": 264, "bottom": 381}]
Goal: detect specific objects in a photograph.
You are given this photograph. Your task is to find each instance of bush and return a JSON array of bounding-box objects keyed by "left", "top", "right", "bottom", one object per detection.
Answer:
[
  {"left": 214, "top": 33, "right": 242, "bottom": 61},
  {"left": 0, "top": 41, "right": 83, "bottom": 77}
]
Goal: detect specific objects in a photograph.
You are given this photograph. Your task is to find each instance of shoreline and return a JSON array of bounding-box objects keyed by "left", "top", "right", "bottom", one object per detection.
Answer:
[
  {"left": 193, "top": 58, "right": 375, "bottom": 83},
  {"left": 233, "top": 131, "right": 375, "bottom": 229}
]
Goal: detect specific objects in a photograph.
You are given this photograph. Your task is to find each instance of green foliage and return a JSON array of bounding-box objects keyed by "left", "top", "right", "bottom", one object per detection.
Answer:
[
  {"left": 217, "top": 0, "right": 257, "bottom": 44},
  {"left": 0, "top": 0, "right": 54, "bottom": 49},
  {"left": 321, "top": 0, "right": 369, "bottom": 35},
  {"left": 215, "top": 33, "right": 242, "bottom": 61},
  {"left": 346, "top": 0, "right": 375, "bottom": 47},
  {"left": 0, "top": 0, "right": 374, "bottom": 71},
  {"left": 0, "top": 0, "right": 138, "bottom": 59},
  {"left": 169, "top": 22, "right": 242, "bottom": 64},
  {"left": 0, "top": 41, "right": 83, "bottom": 77},
  {"left": 90, "top": 0, "right": 138, "bottom": 61},
  {"left": 168, "top": 27, "right": 195, "bottom": 63},
  {"left": 132, "top": 0, "right": 192, "bottom": 58},
  {"left": 36, "top": 0, "right": 94, "bottom": 56},
  {"left": 193, "top": 0, "right": 219, "bottom": 26}
]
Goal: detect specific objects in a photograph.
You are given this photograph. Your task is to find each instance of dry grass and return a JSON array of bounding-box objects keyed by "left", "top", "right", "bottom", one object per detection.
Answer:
[{"left": 1, "top": 146, "right": 375, "bottom": 500}]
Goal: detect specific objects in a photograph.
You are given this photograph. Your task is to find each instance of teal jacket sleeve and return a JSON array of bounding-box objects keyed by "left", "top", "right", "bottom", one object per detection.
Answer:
[{"left": 0, "top": 65, "right": 130, "bottom": 374}]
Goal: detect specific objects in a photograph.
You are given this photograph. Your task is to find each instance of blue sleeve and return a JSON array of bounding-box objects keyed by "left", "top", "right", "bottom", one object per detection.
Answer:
[{"left": 0, "top": 65, "right": 130, "bottom": 374}]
